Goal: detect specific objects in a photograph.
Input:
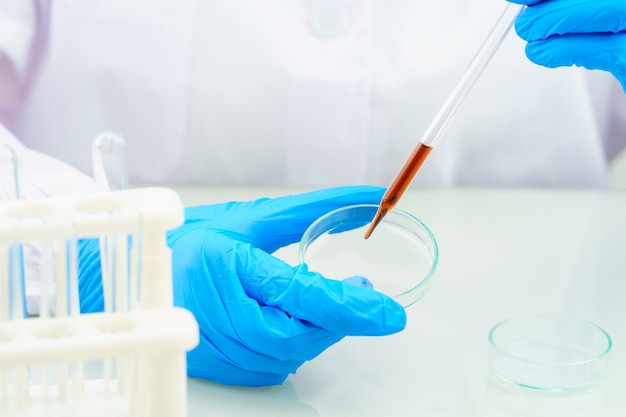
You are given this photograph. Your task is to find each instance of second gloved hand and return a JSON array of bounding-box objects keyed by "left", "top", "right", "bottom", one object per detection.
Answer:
[
  {"left": 166, "top": 186, "right": 406, "bottom": 386},
  {"left": 508, "top": 0, "right": 626, "bottom": 91}
]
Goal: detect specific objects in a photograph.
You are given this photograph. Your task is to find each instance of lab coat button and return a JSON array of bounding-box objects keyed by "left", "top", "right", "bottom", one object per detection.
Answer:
[{"left": 309, "top": 1, "right": 351, "bottom": 39}]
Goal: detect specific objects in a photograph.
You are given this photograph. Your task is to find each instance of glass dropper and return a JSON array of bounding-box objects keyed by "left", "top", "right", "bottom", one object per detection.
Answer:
[{"left": 364, "top": 3, "right": 525, "bottom": 239}]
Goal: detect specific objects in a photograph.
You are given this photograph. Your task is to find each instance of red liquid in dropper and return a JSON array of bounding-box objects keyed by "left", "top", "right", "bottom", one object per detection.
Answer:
[{"left": 363, "top": 143, "right": 433, "bottom": 239}]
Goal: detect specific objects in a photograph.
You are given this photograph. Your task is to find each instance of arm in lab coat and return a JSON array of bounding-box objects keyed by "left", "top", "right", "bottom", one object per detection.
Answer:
[
  {"left": 0, "top": 123, "right": 95, "bottom": 317},
  {"left": 0, "top": 123, "right": 95, "bottom": 201}
]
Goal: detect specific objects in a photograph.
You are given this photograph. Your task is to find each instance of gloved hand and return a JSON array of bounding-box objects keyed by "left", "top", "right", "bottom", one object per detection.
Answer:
[
  {"left": 508, "top": 0, "right": 626, "bottom": 92},
  {"left": 78, "top": 186, "right": 407, "bottom": 386}
]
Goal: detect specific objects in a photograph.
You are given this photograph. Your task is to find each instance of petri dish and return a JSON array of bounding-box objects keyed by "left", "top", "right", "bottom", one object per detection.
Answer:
[
  {"left": 488, "top": 314, "right": 612, "bottom": 391},
  {"left": 299, "top": 204, "right": 438, "bottom": 308}
]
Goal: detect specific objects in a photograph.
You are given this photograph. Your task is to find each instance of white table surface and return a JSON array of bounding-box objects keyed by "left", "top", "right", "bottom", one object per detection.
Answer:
[{"left": 165, "top": 186, "right": 626, "bottom": 417}]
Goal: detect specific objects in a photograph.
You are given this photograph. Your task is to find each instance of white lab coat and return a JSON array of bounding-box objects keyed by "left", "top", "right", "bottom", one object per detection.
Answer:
[{"left": 2, "top": 0, "right": 625, "bottom": 192}]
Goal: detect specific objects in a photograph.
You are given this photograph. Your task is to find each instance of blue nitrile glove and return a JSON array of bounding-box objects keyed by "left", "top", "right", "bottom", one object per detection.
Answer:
[
  {"left": 78, "top": 186, "right": 407, "bottom": 386},
  {"left": 508, "top": 0, "right": 626, "bottom": 92}
]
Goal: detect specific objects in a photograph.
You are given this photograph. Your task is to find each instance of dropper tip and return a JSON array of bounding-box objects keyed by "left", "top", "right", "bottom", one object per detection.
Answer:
[{"left": 363, "top": 208, "right": 387, "bottom": 239}]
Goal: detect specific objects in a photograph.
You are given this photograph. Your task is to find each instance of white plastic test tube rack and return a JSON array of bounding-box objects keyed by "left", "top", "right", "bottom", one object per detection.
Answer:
[{"left": 0, "top": 187, "right": 199, "bottom": 417}]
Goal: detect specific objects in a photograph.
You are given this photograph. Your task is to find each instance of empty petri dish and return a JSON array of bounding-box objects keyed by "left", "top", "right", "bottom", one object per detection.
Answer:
[
  {"left": 488, "top": 314, "right": 612, "bottom": 391},
  {"left": 299, "top": 204, "right": 438, "bottom": 308}
]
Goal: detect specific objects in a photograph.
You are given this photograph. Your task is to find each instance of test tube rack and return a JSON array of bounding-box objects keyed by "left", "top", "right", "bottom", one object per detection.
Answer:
[{"left": 0, "top": 187, "right": 199, "bottom": 417}]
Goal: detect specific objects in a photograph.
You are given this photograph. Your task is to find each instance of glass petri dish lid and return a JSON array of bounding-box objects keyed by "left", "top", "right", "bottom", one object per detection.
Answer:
[
  {"left": 299, "top": 204, "right": 438, "bottom": 308},
  {"left": 488, "top": 314, "right": 612, "bottom": 391}
]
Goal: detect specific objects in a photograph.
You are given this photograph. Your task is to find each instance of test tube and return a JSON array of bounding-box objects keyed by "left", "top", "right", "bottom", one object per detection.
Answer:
[
  {"left": 91, "top": 131, "right": 129, "bottom": 312},
  {"left": 0, "top": 144, "right": 20, "bottom": 200},
  {"left": 0, "top": 144, "right": 26, "bottom": 320},
  {"left": 91, "top": 132, "right": 133, "bottom": 396},
  {"left": 92, "top": 131, "right": 128, "bottom": 192}
]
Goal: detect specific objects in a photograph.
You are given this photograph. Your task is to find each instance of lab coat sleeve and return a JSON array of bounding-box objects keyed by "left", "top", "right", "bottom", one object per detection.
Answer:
[
  {"left": 0, "top": 123, "right": 96, "bottom": 201},
  {"left": 1, "top": 123, "right": 95, "bottom": 317}
]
